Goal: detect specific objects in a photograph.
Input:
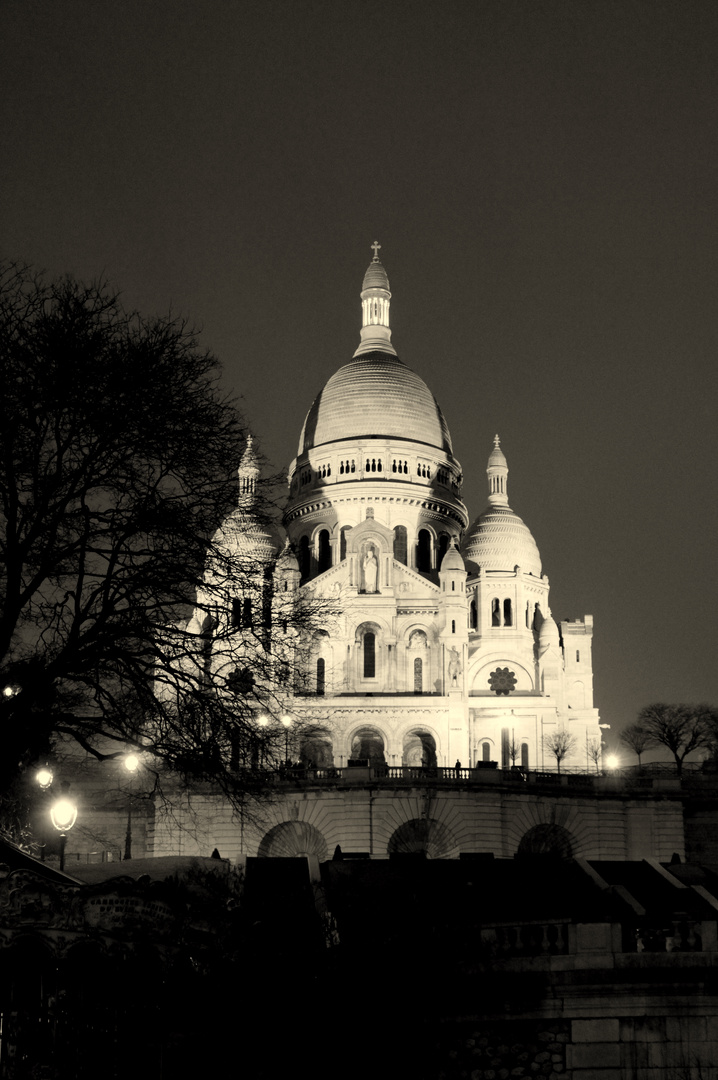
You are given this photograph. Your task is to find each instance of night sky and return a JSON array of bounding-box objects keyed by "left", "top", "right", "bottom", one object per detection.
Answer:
[{"left": 3, "top": 1, "right": 717, "bottom": 757}]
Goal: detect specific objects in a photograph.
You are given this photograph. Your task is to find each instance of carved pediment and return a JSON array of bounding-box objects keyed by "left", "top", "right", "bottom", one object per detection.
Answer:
[{"left": 343, "top": 515, "right": 395, "bottom": 555}]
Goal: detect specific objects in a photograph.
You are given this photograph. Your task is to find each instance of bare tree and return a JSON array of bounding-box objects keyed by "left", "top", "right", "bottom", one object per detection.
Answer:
[
  {"left": 0, "top": 263, "right": 320, "bottom": 818},
  {"left": 542, "top": 730, "right": 577, "bottom": 774},
  {"left": 587, "top": 738, "right": 602, "bottom": 774},
  {"left": 619, "top": 722, "right": 655, "bottom": 769},
  {"left": 635, "top": 704, "right": 716, "bottom": 777}
]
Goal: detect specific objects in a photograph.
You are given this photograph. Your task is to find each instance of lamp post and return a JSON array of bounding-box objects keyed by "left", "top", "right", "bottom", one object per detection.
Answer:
[
  {"left": 123, "top": 753, "right": 140, "bottom": 860},
  {"left": 50, "top": 787, "right": 78, "bottom": 872},
  {"left": 281, "top": 714, "right": 293, "bottom": 763},
  {"left": 257, "top": 715, "right": 269, "bottom": 768}
]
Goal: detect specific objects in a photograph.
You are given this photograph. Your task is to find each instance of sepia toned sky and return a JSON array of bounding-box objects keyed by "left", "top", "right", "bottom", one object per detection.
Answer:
[{"left": 2, "top": 0, "right": 717, "bottom": 755}]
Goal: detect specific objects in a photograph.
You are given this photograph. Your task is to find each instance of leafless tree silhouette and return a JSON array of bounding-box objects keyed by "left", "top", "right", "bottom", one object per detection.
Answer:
[
  {"left": 0, "top": 263, "right": 324, "bottom": 825},
  {"left": 542, "top": 730, "right": 577, "bottom": 775}
]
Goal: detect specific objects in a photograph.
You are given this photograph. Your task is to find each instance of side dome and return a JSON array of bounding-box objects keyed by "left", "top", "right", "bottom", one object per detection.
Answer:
[
  {"left": 212, "top": 509, "right": 279, "bottom": 565},
  {"left": 298, "top": 351, "right": 453, "bottom": 455},
  {"left": 440, "top": 537, "right": 466, "bottom": 572},
  {"left": 463, "top": 506, "right": 542, "bottom": 576},
  {"left": 461, "top": 437, "right": 542, "bottom": 576},
  {"left": 211, "top": 438, "right": 280, "bottom": 565}
]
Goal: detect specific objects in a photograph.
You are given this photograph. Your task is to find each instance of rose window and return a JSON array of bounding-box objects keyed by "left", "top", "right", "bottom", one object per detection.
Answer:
[{"left": 488, "top": 667, "right": 517, "bottom": 696}]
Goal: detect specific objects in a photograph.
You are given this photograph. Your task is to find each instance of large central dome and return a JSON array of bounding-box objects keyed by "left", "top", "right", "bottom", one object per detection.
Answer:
[
  {"left": 298, "top": 351, "right": 453, "bottom": 455},
  {"left": 297, "top": 246, "right": 454, "bottom": 457}
]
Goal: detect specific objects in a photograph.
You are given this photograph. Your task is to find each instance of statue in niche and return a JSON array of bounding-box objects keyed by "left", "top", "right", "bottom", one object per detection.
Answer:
[
  {"left": 362, "top": 546, "right": 378, "bottom": 593},
  {"left": 409, "top": 630, "right": 427, "bottom": 649},
  {"left": 448, "top": 646, "right": 462, "bottom": 686}
]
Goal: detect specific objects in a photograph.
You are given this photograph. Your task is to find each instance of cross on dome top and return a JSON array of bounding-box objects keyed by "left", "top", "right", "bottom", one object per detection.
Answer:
[{"left": 371, "top": 240, "right": 381, "bottom": 261}]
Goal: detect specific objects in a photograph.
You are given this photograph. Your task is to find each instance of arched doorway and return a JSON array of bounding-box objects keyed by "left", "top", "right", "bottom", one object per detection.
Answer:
[
  {"left": 402, "top": 730, "right": 437, "bottom": 769},
  {"left": 350, "top": 726, "right": 386, "bottom": 766},
  {"left": 299, "top": 727, "right": 334, "bottom": 768}
]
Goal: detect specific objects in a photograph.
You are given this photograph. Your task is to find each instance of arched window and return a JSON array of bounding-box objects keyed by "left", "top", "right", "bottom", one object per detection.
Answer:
[
  {"left": 451, "top": 620, "right": 456, "bottom": 633},
  {"left": 299, "top": 535, "right": 311, "bottom": 580},
  {"left": 438, "top": 533, "right": 449, "bottom": 565},
  {"left": 340, "top": 525, "right": 351, "bottom": 561},
  {"left": 576, "top": 650, "right": 580, "bottom": 663},
  {"left": 316, "top": 657, "right": 325, "bottom": 696},
  {"left": 231, "top": 598, "right": 242, "bottom": 628},
  {"left": 526, "top": 602, "right": 531, "bottom": 628},
  {"left": 470, "top": 599, "right": 477, "bottom": 630},
  {"left": 482, "top": 742, "right": 491, "bottom": 763},
  {"left": 503, "top": 598, "right": 513, "bottom": 626},
  {"left": 242, "top": 597, "right": 253, "bottom": 628},
  {"left": 491, "top": 598, "right": 501, "bottom": 626},
  {"left": 393, "top": 525, "right": 408, "bottom": 565},
  {"left": 363, "top": 632, "right": 376, "bottom": 678},
  {"left": 413, "top": 657, "right": 422, "bottom": 694},
  {"left": 417, "top": 529, "right": 432, "bottom": 573},
  {"left": 521, "top": 742, "right": 529, "bottom": 770},
  {"left": 317, "top": 529, "right": 331, "bottom": 574}
]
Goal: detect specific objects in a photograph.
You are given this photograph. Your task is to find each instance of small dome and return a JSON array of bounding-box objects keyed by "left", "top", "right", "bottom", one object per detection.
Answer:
[
  {"left": 538, "top": 611, "right": 560, "bottom": 649},
  {"left": 487, "top": 434, "right": 507, "bottom": 468},
  {"left": 362, "top": 258, "right": 390, "bottom": 292},
  {"left": 298, "top": 352, "right": 453, "bottom": 455},
  {"left": 212, "top": 509, "right": 278, "bottom": 565},
  {"left": 275, "top": 538, "right": 299, "bottom": 572},
  {"left": 462, "top": 506, "right": 542, "bottom": 576},
  {"left": 440, "top": 538, "right": 465, "bottom": 573}
]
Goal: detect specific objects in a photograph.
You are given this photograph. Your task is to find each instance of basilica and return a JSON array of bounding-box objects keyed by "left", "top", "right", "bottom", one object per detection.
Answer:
[
  {"left": 144, "top": 247, "right": 691, "bottom": 864},
  {"left": 217, "top": 246, "right": 600, "bottom": 771}
]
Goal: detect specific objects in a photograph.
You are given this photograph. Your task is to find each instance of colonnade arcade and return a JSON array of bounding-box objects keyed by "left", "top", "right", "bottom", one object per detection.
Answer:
[
  {"left": 294, "top": 515, "right": 461, "bottom": 584},
  {"left": 292, "top": 721, "right": 442, "bottom": 770}
]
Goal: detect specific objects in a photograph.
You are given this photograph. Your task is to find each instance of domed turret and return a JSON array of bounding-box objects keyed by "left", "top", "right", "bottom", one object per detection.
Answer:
[
  {"left": 440, "top": 536, "right": 466, "bottom": 573},
  {"left": 354, "top": 241, "right": 396, "bottom": 358},
  {"left": 237, "top": 435, "right": 260, "bottom": 507},
  {"left": 462, "top": 437, "right": 542, "bottom": 576},
  {"left": 538, "top": 611, "right": 560, "bottom": 654},
  {"left": 212, "top": 437, "right": 278, "bottom": 566},
  {"left": 273, "top": 537, "right": 300, "bottom": 592}
]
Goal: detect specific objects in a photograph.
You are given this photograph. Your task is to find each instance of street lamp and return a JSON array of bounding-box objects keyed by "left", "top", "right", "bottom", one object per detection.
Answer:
[
  {"left": 605, "top": 754, "right": 619, "bottom": 772},
  {"left": 36, "top": 766, "right": 54, "bottom": 790},
  {"left": 50, "top": 790, "right": 78, "bottom": 872}
]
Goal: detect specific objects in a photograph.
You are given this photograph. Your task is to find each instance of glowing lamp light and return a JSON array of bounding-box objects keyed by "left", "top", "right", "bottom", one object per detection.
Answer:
[
  {"left": 280, "top": 715, "right": 293, "bottom": 729},
  {"left": 36, "top": 767, "right": 54, "bottom": 790},
  {"left": 50, "top": 797, "right": 78, "bottom": 834},
  {"left": 257, "top": 715, "right": 269, "bottom": 728},
  {"left": 2, "top": 683, "right": 21, "bottom": 699},
  {"left": 605, "top": 754, "right": 619, "bottom": 770},
  {"left": 124, "top": 753, "right": 140, "bottom": 773}
]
